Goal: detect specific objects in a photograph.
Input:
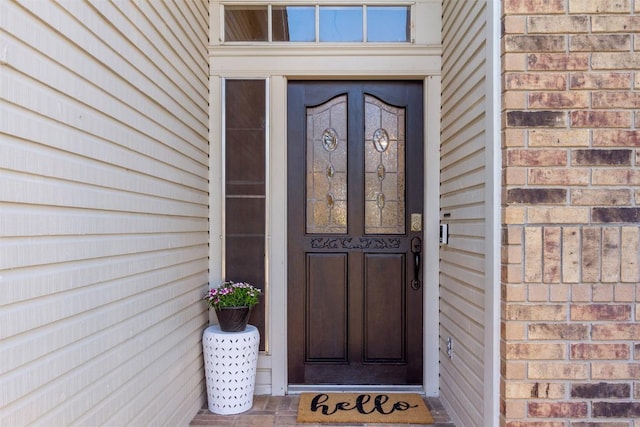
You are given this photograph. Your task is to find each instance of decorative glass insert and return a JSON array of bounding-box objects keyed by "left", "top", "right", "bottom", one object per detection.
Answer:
[
  {"left": 319, "top": 6, "right": 363, "bottom": 42},
  {"left": 321, "top": 128, "right": 339, "bottom": 151},
  {"left": 373, "top": 128, "right": 389, "bottom": 152},
  {"left": 273, "top": 6, "right": 316, "bottom": 42},
  {"left": 224, "top": 5, "right": 268, "bottom": 41},
  {"left": 306, "top": 95, "right": 348, "bottom": 234},
  {"left": 364, "top": 95, "right": 405, "bottom": 234},
  {"left": 366, "top": 6, "right": 411, "bottom": 42}
]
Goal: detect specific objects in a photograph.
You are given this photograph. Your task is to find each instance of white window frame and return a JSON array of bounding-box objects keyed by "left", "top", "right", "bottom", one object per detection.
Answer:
[{"left": 221, "top": 2, "right": 416, "bottom": 44}]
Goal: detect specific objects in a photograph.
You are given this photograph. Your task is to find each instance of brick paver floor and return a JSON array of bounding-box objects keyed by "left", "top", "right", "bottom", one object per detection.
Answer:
[{"left": 190, "top": 394, "right": 455, "bottom": 427}]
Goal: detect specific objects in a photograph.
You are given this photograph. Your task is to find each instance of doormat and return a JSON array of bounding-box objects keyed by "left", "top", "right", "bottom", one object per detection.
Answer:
[{"left": 297, "top": 392, "right": 434, "bottom": 424}]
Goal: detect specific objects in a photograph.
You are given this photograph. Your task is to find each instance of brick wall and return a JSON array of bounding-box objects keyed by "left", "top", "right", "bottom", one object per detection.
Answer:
[{"left": 502, "top": 0, "right": 640, "bottom": 425}]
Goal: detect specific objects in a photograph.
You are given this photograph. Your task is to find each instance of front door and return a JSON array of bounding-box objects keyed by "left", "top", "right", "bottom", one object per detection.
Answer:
[{"left": 287, "top": 81, "right": 424, "bottom": 385}]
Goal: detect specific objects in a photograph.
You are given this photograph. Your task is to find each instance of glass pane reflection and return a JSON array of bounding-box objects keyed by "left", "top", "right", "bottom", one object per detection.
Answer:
[
  {"left": 225, "top": 6, "right": 268, "bottom": 41},
  {"left": 367, "top": 6, "right": 410, "bottom": 42},
  {"left": 273, "top": 6, "right": 315, "bottom": 42},
  {"left": 224, "top": 4, "right": 412, "bottom": 44},
  {"left": 319, "top": 6, "right": 363, "bottom": 42}
]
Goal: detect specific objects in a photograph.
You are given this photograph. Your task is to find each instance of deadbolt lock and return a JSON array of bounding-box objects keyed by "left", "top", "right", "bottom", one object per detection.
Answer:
[{"left": 411, "top": 213, "right": 422, "bottom": 232}]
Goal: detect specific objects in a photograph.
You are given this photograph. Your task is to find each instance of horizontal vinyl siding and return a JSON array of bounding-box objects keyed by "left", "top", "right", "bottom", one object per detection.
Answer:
[
  {"left": 439, "top": 1, "right": 487, "bottom": 426},
  {"left": 0, "top": 1, "right": 209, "bottom": 425}
]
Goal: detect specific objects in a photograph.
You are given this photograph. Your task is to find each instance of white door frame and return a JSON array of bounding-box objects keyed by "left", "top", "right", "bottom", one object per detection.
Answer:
[
  {"left": 208, "top": 1, "right": 442, "bottom": 397},
  {"left": 210, "top": 72, "right": 441, "bottom": 397}
]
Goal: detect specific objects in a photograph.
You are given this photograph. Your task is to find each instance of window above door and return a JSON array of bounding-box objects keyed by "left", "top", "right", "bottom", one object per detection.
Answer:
[
  {"left": 223, "top": 3, "right": 412, "bottom": 43},
  {"left": 209, "top": 1, "right": 441, "bottom": 78}
]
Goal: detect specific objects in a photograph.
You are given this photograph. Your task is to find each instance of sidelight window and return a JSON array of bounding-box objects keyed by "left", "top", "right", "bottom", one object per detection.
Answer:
[{"left": 224, "top": 79, "right": 267, "bottom": 350}]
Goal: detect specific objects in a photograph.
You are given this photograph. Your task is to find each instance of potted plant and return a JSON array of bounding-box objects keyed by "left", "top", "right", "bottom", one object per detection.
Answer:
[
  {"left": 203, "top": 281, "right": 262, "bottom": 332},
  {"left": 202, "top": 281, "right": 262, "bottom": 414}
]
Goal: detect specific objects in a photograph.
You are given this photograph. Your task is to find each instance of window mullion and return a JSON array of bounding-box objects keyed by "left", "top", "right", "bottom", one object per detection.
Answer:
[
  {"left": 268, "top": 4, "right": 272, "bottom": 42},
  {"left": 315, "top": 4, "right": 319, "bottom": 43},
  {"left": 363, "top": 5, "right": 367, "bottom": 43}
]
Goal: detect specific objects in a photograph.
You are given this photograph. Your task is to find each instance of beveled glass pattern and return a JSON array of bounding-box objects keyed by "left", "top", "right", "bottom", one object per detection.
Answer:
[
  {"left": 364, "top": 95, "right": 405, "bottom": 234},
  {"left": 307, "top": 95, "right": 347, "bottom": 234},
  {"left": 322, "top": 128, "right": 339, "bottom": 151},
  {"left": 373, "top": 128, "right": 389, "bottom": 152}
]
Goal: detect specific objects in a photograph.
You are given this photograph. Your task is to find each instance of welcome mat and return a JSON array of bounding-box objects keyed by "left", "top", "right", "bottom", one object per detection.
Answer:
[{"left": 297, "top": 392, "right": 435, "bottom": 424}]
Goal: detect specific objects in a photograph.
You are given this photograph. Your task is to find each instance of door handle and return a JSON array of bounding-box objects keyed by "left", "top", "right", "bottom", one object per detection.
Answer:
[{"left": 411, "top": 237, "right": 421, "bottom": 290}]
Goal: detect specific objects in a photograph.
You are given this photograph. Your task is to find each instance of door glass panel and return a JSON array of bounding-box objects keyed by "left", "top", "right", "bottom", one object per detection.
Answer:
[
  {"left": 367, "top": 6, "right": 411, "bottom": 42},
  {"left": 319, "top": 6, "right": 363, "bottom": 42},
  {"left": 273, "top": 6, "right": 316, "bottom": 42},
  {"left": 224, "top": 5, "right": 268, "bottom": 41},
  {"left": 364, "top": 95, "right": 405, "bottom": 234},
  {"left": 306, "top": 95, "right": 347, "bottom": 234}
]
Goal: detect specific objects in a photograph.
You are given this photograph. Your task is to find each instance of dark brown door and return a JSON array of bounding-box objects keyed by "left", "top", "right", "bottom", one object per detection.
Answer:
[{"left": 287, "top": 81, "right": 424, "bottom": 385}]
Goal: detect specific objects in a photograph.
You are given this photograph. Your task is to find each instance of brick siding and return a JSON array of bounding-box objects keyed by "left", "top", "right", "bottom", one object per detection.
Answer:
[{"left": 502, "top": 1, "right": 640, "bottom": 426}]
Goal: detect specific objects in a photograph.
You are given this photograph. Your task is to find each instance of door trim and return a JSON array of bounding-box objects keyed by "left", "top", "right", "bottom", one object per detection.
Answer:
[
  {"left": 422, "top": 75, "right": 441, "bottom": 397},
  {"left": 286, "top": 81, "right": 425, "bottom": 386},
  {"left": 209, "top": 74, "right": 441, "bottom": 396},
  {"left": 288, "top": 384, "right": 424, "bottom": 394},
  {"left": 277, "top": 77, "right": 440, "bottom": 395}
]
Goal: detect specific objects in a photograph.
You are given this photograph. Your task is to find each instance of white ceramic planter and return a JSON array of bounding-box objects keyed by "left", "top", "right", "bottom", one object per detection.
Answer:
[{"left": 202, "top": 324, "right": 260, "bottom": 415}]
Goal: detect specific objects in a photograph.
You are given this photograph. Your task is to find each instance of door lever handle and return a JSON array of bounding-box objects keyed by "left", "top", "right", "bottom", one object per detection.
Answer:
[{"left": 411, "top": 237, "right": 421, "bottom": 290}]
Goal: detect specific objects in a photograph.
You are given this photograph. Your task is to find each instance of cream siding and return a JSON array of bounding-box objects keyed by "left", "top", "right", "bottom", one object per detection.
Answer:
[
  {"left": 1, "top": 1, "right": 209, "bottom": 425},
  {"left": 440, "top": 1, "right": 496, "bottom": 426}
]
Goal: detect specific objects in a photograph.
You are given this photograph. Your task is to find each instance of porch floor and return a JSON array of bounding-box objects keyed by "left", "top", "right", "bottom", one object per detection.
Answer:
[{"left": 189, "top": 394, "right": 455, "bottom": 427}]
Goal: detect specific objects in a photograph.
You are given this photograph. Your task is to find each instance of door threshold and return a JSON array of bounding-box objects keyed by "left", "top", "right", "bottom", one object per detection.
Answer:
[{"left": 287, "top": 384, "right": 425, "bottom": 394}]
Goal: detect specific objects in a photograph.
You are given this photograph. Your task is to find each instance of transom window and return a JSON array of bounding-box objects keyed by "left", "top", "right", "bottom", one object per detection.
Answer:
[{"left": 224, "top": 4, "right": 412, "bottom": 43}]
